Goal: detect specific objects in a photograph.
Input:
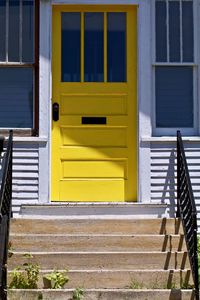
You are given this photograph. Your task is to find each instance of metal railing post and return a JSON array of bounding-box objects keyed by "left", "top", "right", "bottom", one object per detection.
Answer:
[
  {"left": 0, "top": 130, "right": 13, "bottom": 299},
  {"left": 177, "top": 130, "right": 199, "bottom": 299}
]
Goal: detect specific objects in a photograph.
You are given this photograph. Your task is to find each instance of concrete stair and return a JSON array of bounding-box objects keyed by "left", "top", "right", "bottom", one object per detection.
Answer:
[{"left": 7, "top": 217, "right": 195, "bottom": 300}]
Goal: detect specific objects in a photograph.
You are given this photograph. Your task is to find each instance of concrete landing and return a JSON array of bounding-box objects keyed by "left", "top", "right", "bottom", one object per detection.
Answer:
[{"left": 18, "top": 203, "right": 169, "bottom": 219}]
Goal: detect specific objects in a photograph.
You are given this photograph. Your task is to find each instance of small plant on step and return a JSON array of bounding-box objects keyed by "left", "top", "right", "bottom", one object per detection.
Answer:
[
  {"left": 9, "top": 254, "right": 40, "bottom": 289},
  {"left": 43, "top": 270, "right": 69, "bottom": 289},
  {"left": 128, "top": 279, "right": 143, "bottom": 289},
  {"left": 72, "top": 287, "right": 85, "bottom": 300},
  {"left": 9, "top": 267, "right": 28, "bottom": 289},
  {"left": 180, "top": 281, "right": 193, "bottom": 289},
  {"left": 197, "top": 235, "right": 200, "bottom": 253},
  {"left": 150, "top": 277, "right": 160, "bottom": 289},
  {"left": 8, "top": 240, "right": 14, "bottom": 258},
  {"left": 197, "top": 235, "right": 200, "bottom": 283}
]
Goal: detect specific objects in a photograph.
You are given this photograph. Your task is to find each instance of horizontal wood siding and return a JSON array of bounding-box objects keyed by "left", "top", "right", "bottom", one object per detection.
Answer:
[
  {"left": 150, "top": 142, "right": 200, "bottom": 227},
  {"left": 4, "top": 143, "right": 39, "bottom": 213}
]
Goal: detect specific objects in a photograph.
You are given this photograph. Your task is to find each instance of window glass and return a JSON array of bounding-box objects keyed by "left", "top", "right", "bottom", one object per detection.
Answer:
[
  {"left": 22, "top": 0, "right": 34, "bottom": 62},
  {"left": 84, "top": 13, "right": 104, "bottom": 82},
  {"left": 8, "top": 0, "right": 20, "bottom": 62},
  {"left": 156, "top": 67, "right": 193, "bottom": 128},
  {"left": 0, "top": 0, "right": 6, "bottom": 61},
  {"left": 0, "top": 68, "right": 33, "bottom": 128},
  {"left": 62, "top": 12, "right": 81, "bottom": 82},
  {"left": 155, "top": 0, "right": 194, "bottom": 64},
  {"left": 107, "top": 13, "right": 126, "bottom": 82},
  {"left": 169, "top": 1, "right": 180, "bottom": 62},
  {"left": 156, "top": 1, "right": 167, "bottom": 62},
  {"left": 182, "top": 1, "right": 193, "bottom": 62}
]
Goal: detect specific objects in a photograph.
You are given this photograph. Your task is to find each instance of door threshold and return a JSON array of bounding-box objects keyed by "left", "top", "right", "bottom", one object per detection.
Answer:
[{"left": 18, "top": 202, "right": 169, "bottom": 219}]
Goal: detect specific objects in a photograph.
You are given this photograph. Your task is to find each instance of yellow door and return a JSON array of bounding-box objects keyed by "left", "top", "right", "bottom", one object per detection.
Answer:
[{"left": 52, "top": 5, "right": 137, "bottom": 202}]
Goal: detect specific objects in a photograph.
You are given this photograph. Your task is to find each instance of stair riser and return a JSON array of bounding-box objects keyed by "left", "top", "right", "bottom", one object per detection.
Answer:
[
  {"left": 10, "top": 235, "right": 187, "bottom": 252},
  {"left": 7, "top": 289, "right": 195, "bottom": 300},
  {"left": 8, "top": 270, "right": 193, "bottom": 289},
  {"left": 10, "top": 218, "right": 183, "bottom": 235},
  {"left": 8, "top": 252, "right": 190, "bottom": 270}
]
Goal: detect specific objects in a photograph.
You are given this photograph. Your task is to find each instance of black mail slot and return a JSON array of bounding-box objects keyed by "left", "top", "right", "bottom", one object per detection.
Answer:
[{"left": 82, "top": 117, "right": 107, "bottom": 125}]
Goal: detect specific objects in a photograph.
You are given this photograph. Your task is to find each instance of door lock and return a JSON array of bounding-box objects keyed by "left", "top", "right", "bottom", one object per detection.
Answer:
[{"left": 52, "top": 103, "right": 59, "bottom": 121}]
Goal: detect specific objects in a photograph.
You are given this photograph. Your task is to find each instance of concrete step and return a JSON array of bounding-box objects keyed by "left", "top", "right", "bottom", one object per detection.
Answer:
[
  {"left": 7, "top": 289, "right": 195, "bottom": 300},
  {"left": 8, "top": 269, "right": 193, "bottom": 289},
  {"left": 19, "top": 203, "right": 168, "bottom": 218},
  {"left": 10, "top": 218, "right": 183, "bottom": 235},
  {"left": 10, "top": 234, "right": 186, "bottom": 252},
  {"left": 8, "top": 251, "right": 190, "bottom": 270}
]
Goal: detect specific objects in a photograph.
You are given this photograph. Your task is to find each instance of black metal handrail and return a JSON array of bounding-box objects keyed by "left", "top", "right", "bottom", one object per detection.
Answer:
[
  {"left": 0, "top": 130, "right": 13, "bottom": 299},
  {"left": 177, "top": 130, "right": 199, "bottom": 299}
]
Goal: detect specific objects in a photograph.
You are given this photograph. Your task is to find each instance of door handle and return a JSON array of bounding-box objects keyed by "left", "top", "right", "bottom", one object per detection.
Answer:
[{"left": 52, "top": 103, "right": 59, "bottom": 121}]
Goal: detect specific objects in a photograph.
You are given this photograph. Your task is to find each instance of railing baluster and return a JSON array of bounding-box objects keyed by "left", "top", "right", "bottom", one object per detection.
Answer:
[
  {"left": 177, "top": 130, "right": 199, "bottom": 300},
  {"left": 0, "top": 130, "right": 13, "bottom": 299}
]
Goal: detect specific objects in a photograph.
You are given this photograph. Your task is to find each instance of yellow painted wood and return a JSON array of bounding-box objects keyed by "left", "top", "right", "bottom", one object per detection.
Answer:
[
  {"left": 60, "top": 147, "right": 129, "bottom": 160},
  {"left": 61, "top": 127, "right": 127, "bottom": 147},
  {"left": 52, "top": 5, "right": 137, "bottom": 202},
  {"left": 59, "top": 180, "right": 125, "bottom": 201},
  {"left": 60, "top": 94, "right": 128, "bottom": 115},
  {"left": 63, "top": 161, "right": 127, "bottom": 178}
]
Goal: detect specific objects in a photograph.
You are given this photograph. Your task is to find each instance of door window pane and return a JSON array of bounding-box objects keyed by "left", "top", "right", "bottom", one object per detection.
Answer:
[
  {"left": 0, "top": 0, "right": 6, "bottom": 61},
  {"left": 107, "top": 13, "right": 126, "bottom": 82},
  {"left": 8, "top": 0, "right": 20, "bottom": 62},
  {"left": 156, "top": 1, "right": 167, "bottom": 62},
  {"left": 156, "top": 67, "right": 193, "bottom": 128},
  {"left": 62, "top": 13, "right": 81, "bottom": 82},
  {"left": 22, "top": 0, "right": 34, "bottom": 62},
  {"left": 0, "top": 68, "right": 33, "bottom": 128},
  {"left": 84, "top": 13, "right": 104, "bottom": 82},
  {"left": 182, "top": 1, "right": 193, "bottom": 62}
]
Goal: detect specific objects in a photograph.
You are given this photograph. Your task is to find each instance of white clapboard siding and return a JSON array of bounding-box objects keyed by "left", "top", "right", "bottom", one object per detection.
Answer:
[
  {"left": 150, "top": 142, "right": 200, "bottom": 229},
  {"left": 0, "top": 143, "right": 39, "bottom": 213}
]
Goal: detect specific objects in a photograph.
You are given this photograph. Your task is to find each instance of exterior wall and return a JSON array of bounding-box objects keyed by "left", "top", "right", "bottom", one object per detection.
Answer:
[
  {"left": 12, "top": 142, "right": 39, "bottom": 214},
  {"left": 11, "top": 0, "right": 51, "bottom": 213},
  {"left": 11, "top": 139, "right": 48, "bottom": 214},
  {"left": 8, "top": 0, "right": 200, "bottom": 226},
  {"left": 139, "top": 0, "right": 200, "bottom": 227},
  {"left": 149, "top": 139, "right": 200, "bottom": 228}
]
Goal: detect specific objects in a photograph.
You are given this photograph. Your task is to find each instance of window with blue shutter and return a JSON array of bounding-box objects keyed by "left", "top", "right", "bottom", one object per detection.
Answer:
[
  {"left": 0, "top": 0, "right": 39, "bottom": 134},
  {"left": 155, "top": 0, "right": 194, "bottom": 132}
]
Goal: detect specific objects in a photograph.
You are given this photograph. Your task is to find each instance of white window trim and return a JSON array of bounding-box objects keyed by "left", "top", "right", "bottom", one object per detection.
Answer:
[{"left": 152, "top": 0, "right": 199, "bottom": 137}]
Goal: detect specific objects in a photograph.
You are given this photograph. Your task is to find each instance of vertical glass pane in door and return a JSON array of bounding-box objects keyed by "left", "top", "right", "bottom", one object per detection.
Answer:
[
  {"left": 62, "top": 13, "right": 81, "bottom": 82},
  {"left": 84, "top": 13, "right": 104, "bottom": 82},
  {"left": 107, "top": 13, "right": 126, "bottom": 82}
]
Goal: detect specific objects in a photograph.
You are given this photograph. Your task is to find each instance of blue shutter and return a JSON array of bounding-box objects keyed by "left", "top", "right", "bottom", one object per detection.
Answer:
[
  {"left": 156, "top": 67, "right": 193, "bottom": 128},
  {"left": 0, "top": 68, "right": 33, "bottom": 128}
]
